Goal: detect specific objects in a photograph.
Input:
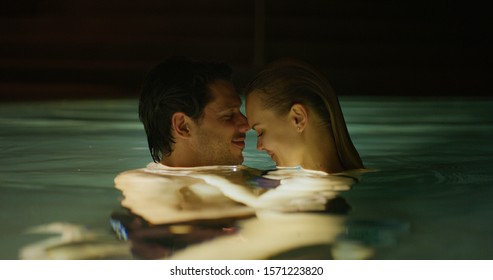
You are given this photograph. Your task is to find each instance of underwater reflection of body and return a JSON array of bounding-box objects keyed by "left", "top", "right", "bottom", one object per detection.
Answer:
[
  {"left": 112, "top": 163, "right": 373, "bottom": 259},
  {"left": 110, "top": 212, "right": 245, "bottom": 259},
  {"left": 19, "top": 222, "right": 132, "bottom": 260}
]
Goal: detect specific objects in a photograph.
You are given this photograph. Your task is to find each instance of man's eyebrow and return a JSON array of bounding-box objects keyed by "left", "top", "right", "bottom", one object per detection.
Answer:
[
  {"left": 217, "top": 107, "right": 237, "bottom": 114},
  {"left": 218, "top": 99, "right": 242, "bottom": 111}
]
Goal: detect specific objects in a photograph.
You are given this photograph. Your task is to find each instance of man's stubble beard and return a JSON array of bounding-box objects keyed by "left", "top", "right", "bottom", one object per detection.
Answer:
[{"left": 192, "top": 131, "right": 243, "bottom": 166}]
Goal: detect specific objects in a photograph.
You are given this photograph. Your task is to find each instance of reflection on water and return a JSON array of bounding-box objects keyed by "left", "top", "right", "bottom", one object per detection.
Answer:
[
  {"left": 114, "top": 164, "right": 258, "bottom": 225},
  {"left": 17, "top": 162, "right": 375, "bottom": 260},
  {"left": 109, "top": 163, "right": 373, "bottom": 260},
  {"left": 17, "top": 163, "right": 377, "bottom": 259},
  {"left": 8, "top": 98, "right": 493, "bottom": 259},
  {"left": 19, "top": 223, "right": 131, "bottom": 260}
]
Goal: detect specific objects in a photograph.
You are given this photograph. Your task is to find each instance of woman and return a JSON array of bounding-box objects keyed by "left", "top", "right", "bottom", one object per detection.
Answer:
[{"left": 245, "top": 59, "right": 364, "bottom": 173}]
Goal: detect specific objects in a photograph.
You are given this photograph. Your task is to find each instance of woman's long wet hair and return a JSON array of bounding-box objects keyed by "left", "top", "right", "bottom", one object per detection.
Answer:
[{"left": 244, "top": 59, "right": 364, "bottom": 170}]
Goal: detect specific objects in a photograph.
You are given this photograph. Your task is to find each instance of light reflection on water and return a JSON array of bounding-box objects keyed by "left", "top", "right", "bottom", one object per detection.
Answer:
[
  {"left": 1, "top": 97, "right": 493, "bottom": 259},
  {"left": 113, "top": 164, "right": 371, "bottom": 260}
]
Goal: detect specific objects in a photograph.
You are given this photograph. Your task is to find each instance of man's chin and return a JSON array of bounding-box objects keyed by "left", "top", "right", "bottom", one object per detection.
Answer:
[
  {"left": 231, "top": 155, "right": 244, "bottom": 165},
  {"left": 214, "top": 153, "right": 242, "bottom": 166},
  {"left": 230, "top": 152, "right": 244, "bottom": 165}
]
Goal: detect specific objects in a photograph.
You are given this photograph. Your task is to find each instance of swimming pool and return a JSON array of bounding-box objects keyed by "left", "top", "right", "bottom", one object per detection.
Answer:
[{"left": 1, "top": 96, "right": 492, "bottom": 259}]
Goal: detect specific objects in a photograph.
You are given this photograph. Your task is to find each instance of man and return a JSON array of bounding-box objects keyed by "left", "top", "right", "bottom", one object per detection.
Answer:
[
  {"left": 113, "top": 57, "right": 257, "bottom": 238},
  {"left": 138, "top": 57, "right": 250, "bottom": 167}
]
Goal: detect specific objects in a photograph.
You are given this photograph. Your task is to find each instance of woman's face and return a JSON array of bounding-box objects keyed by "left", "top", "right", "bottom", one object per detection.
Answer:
[{"left": 246, "top": 92, "right": 304, "bottom": 167}]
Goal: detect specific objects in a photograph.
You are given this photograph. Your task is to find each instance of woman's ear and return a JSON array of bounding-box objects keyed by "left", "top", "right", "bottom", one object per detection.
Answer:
[
  {"left": 171, "top": 112, "right": 192, "bottom": 138},
  {"left": 289, "top": 103, "right": 308, "bottom": 132}
]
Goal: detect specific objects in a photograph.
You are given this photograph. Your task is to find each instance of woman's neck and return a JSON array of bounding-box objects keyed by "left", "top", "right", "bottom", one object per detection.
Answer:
[{"left": 300, "top": 127, "right": 344, "bottom": 174}]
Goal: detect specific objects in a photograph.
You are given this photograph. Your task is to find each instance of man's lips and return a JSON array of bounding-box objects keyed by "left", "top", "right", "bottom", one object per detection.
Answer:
[{"left": 232, "top": 136, "right": 246, "bottom": 149}]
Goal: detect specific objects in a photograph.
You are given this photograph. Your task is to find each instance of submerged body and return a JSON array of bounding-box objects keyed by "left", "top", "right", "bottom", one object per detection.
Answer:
[{"left": 112, "top": 162, "right": 364, "bottom": 259}]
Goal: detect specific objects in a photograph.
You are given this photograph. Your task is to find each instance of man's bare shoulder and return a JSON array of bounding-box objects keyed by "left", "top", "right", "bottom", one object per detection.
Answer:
[
  {"left": 114, "top": 162, "right": 204, "bottom": 191},
  {"left": 113, "top": 162, "right": 255, "bottom": 224}
]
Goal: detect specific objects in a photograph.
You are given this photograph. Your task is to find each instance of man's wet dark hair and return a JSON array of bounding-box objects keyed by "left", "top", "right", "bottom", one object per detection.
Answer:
[{"left": 138, "top": 57, "right": 233, "bottom": 162}]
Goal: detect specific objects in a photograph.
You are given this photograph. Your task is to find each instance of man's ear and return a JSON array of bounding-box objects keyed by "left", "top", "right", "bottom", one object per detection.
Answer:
[
  {"left": 289, "top": 103, "right": 308, "bottom": 132},
  {"left": 171, "top": 112, "right": 192, "bottom": 138}
]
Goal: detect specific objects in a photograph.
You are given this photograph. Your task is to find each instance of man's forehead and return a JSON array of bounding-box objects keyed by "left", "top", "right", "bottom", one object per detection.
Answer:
[{"left": 207, "top": 80, "right": 241, "bottom": 110}]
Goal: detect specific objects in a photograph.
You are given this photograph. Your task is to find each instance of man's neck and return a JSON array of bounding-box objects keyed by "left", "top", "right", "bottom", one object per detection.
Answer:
[{"left": 160, "top": 156, "right": 195, "bottom": 168}]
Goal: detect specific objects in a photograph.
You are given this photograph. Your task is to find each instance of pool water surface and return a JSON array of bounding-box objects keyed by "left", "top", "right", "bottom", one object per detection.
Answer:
[{"left": 0, "top": 96, "right": 492, "bottom": 259}]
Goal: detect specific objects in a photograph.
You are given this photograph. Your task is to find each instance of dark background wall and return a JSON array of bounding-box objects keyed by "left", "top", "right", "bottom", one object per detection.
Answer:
[{"left": 1, "top": 0, "right": 491, "bottom": 101}]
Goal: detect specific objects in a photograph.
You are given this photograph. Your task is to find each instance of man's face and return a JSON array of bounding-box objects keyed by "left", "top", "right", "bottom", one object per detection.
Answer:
[{"left": 189, "top": 79, "right": 249, "bottom": 165}]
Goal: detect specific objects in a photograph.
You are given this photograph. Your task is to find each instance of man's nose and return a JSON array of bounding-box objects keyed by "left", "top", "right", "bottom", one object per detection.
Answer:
[{"left": 237, "top": 112, "right": 250, "bottom": 133}]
